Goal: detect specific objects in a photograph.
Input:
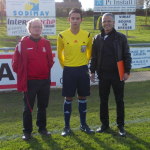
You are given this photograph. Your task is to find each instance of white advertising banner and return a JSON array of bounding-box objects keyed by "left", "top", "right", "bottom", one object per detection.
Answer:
[
  {"left": 6, "top": 0, "right": 56, "bottom": 36},
  {"left": 131, "top": 47, "right": 150, "bottom": 69},
  {"left": 0, "top": 51, "right": 63, "bottom": 91},
  {"left": 115, "top": 14, "right": 135, "bottom": 30},
  {"left": 1, "top": 47, "right": 150, "bottom": 91},
  {"left": 94, "top": 0, "right": 136, "bottom": 12},
  {"left": 7, "top": 17, "right": 56, "bottom": 36}
]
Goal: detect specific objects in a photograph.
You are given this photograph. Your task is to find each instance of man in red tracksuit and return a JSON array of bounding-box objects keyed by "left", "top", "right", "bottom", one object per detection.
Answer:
[{"left": 12, "top": 18, "right": 54, "bottom": 140}]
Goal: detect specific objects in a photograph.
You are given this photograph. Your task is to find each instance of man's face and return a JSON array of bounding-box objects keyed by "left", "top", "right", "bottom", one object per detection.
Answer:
[
  {"left": 69, "top": 13, "right": 82, "bottom": 28},
  {"left": 29, "top": 21, "right": 43, "bottom": 36},
  {"left": 102, "top": 16, "right": 114, "bottom": 33}
]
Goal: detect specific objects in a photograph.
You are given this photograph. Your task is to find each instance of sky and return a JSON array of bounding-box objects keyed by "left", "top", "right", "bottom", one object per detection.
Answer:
[{"left": 55, "top": 0, "right": 94, "bottom": 10}]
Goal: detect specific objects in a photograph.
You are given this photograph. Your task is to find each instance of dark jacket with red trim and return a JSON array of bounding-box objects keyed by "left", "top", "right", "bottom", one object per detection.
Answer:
[{"left": 12, "top": 36, "right": 54, "bottom": 92}]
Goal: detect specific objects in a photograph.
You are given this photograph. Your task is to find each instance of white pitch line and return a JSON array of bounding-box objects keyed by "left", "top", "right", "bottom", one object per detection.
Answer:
[{"left": 0, "top": 118, "right": 150, "bottom": 141}]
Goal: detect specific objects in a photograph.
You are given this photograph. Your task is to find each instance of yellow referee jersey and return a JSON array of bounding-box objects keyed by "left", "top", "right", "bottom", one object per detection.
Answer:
[{"left": 57, "top": 29, "right": 92, "bottom": 67}]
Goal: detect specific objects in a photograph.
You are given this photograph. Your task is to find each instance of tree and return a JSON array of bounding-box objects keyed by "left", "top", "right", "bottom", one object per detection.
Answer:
[
  {"left": 85, "top": 8, "right": 94, "bottom": 16},
  {"left": 145, "top": 0, "right": 150, "bottom": 25}
]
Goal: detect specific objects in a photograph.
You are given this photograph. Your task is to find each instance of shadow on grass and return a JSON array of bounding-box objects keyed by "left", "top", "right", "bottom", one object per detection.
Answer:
[
  {"left": 71, "top": 131, "right": 97, "bottom": 150},
  {"left": 25, "top": 137, "right": 44, "bottom": 150},
  {"left": 125, "top": 131, "right": 150, "bottom": 150},
  {"left": 25, "top": 135, "right": 63, "bottom": 150},
  {"left": 85, "top": 128, "right": 150, "bottom": 150},
  {"left": 86, "top": 129, "right": 116, "bottom": 150},
  {"left": 105, "top": 128, "right": 150, "bottom": 150},
  {"left": 41, "top": 135, "right": 63, "bottom": 150}
]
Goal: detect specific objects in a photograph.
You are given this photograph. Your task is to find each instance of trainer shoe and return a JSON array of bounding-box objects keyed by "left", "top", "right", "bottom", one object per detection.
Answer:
[
  {"left": 96, "top": 125, "right": 110, "bottom": 133},
  {"left": 61, "top": 127, "right": 71, "bottom": 136},
  {"left": 22, "top": 133, "right": 32, "bottom": 140},
  {"left": 118, "top": 126, "right": 126, "bottom": 136},
  {"left": 80, "top": 124, "right": 95, "bottom": 134},
  {"left": 39, "top": 129, "right": 51, "bottom": 136}
]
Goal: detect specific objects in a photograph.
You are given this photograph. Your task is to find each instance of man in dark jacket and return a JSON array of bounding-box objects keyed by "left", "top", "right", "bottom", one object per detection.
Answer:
[
  {"left": 90, "top": 13, "right": 131, "bottom": 136},
  {"left": 12, "top": 18, "right": 54, "bottom": 140}
]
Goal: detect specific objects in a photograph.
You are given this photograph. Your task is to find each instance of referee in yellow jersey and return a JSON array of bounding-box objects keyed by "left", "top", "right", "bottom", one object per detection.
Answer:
[{"left": 57, "top": 8, "right": 94, "bottom": 136}]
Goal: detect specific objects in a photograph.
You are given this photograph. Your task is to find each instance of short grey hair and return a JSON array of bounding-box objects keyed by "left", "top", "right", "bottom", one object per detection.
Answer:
[
  {"left": 102, "top": 13, "right": 115, "bottom": 21},
  {"left": 26, "top": 18, "right": 44, "bottom": 34}
]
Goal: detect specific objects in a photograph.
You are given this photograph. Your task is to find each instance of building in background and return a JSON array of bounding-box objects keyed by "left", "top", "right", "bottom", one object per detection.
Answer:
[
  {"left": 56, "top": 0, "right": 81, "bottom": 9},
  {"left": 56, "top": 0, "right": 82, "bottom": 16}
]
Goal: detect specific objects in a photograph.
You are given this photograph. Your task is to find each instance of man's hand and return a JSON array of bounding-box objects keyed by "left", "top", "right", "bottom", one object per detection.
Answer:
[
  {"left": 90, "top": 73, "right": 95, "bottom": 83},
  {"left": 123, "top": 73, "right": 130, "bottom": 81}
]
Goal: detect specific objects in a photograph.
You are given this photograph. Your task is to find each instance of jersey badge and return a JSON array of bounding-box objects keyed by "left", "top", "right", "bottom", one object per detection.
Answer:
[
  {"left": 81, "top": 45, "right": 86, "bottom": 52},
  {"left": 43, "top": 47, "right": 46, "bottom": 53}
]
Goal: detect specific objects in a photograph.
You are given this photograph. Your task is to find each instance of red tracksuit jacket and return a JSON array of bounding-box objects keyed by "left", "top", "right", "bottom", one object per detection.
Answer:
[{"left": 12, "top": 36, "right": 54, "bottom": 92}]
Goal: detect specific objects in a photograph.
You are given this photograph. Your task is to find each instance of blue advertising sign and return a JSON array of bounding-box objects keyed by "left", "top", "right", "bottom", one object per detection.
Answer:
[{"left": 94, "top": 0, "right": 136, "bottom": 12}]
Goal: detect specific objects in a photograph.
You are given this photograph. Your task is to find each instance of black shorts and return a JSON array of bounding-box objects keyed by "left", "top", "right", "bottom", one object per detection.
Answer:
[{"left": 62, "top": 65, "right": 90, "bottom": 97}]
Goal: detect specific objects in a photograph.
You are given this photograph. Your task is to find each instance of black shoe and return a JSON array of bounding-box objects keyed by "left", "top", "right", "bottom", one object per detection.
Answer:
[
  {"left": 22, "top": 133, "right": 32, "bottom": 140},
  {"left": 96, "top": 125, "right": 110, "bottom": 133},
  {"left": 61, "top": 127, "right": 71, "bottom": 136},
  {"left": 118, "top": 126, "right": 126, "bottom": 136},
  {"left": 80, "top": 124, "right": 95, "bottom": 134},
  {"left": 39, "top": 129, "right": 51, "bottom": 136}
]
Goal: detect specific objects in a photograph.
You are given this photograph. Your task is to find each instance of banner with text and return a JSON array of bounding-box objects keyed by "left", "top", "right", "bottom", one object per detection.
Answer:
[
  {"left": 131, "top": 47, "right": 150, "bottom": 69},
  {"left": 94, "top": 0, "right": 136, "bottom": 12},
  {"left": 115, "top": 14, "right": 135, "bottom": 30},
  {"left": 0, "top": 51, "right": 63, "bottom": 91},
  {"left": 0, "top": 47, "right": 150, "bottom": 91},
  {"left": 6, "top": 0, "right": 56, "bottom": 36}
]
